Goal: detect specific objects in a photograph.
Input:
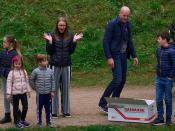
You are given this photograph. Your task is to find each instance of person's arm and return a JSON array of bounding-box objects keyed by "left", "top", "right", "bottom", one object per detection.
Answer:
[
  {"left": 24, "top": 70, "right": 31, "bottom": 92},
  {"left": 44, "top": 33, "right": 55, "bottom": 55},
  {"left": 6, "top": 71, "right": 13, "bottom": 95},
  {"left": 0, "top": 52, "right": 3, "bottom": 77},
  {"left": 29, "top": 70, "right": 37, "bottom": 91},
  {"left": 51, "top": 70, "right": 55, "bottom": 92},
  {"left": 128, "top": 23, "right": 137, "bottom": 58},
  {"left": 169, "top": 49, "right": 175, "bottom": 79},
  {"left": 103, "top": 22, "right": 113, "bottom": 59},
  {"left": 127, "top": 23, "right": 138, "bottom": 65},
  {"left": 0, "top": 52, "right": 2, "bottom": 66},
  {"left": 69, "top": 33, "right": 83, "bottom": 54},
  {"left": 103, "top": 22, "right": 116, "bottom": 68},
  {"left": 69, "top": 34, "right": 77, "bottom": 54}
]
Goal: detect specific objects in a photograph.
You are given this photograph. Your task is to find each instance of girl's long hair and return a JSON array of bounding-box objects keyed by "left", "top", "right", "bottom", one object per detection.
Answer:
[
  {"left": 5, "top": 35, "right": 22, "bottom": 57},
  {"left": 53, "top": 16, "right": 69, "bottom": 41}
]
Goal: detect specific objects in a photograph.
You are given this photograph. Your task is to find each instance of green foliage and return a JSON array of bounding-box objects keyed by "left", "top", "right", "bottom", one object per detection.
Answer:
[
  {"left": 0, "top": 0, "right": 175, "bottom": 85},
  {"left": 72, "top": 26, "right": 105, "bottom": 71}
]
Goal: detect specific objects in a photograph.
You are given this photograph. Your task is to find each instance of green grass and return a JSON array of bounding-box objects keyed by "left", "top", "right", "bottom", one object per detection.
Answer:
[
  {"left": 71, "top": 63, "right": 155, "bottom": 87},
  {"left": 1, "top": 124, "right": 175, "bottom": 131},
  {"left": 0, "top": 0, "right": 175, "bottom": 86}
]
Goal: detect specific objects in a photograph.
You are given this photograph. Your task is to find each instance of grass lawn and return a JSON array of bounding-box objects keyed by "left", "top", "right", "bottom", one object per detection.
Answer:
[
  {"left": 71, "top": 66, "right": 155, "bottom": 88},
  {"left": 1, "top": 124, "right": 175, "bottom": 131}
]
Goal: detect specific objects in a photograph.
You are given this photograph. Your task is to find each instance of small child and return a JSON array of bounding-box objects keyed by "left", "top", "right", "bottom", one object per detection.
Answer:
[
  {"left": 6, "top": 55, "right": 31, "bottom": 128},
  {"left": 152, "top": 32, "right": 175, "bottom": 126},
  {"left": 29, "top": 54, "right": 55, "bottom": 127},
  {"left": 0, "top": 35, "right": 21, "bottom": 124}
]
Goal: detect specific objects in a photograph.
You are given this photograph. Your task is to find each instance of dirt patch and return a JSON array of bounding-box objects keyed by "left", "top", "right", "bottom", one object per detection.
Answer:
[{"left": 0, "top": 85, "right": 174, "bottom": 128}]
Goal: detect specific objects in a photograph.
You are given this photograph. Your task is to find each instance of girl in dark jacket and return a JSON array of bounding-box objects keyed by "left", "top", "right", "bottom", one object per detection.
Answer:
[
  {"left": 44, "top": 16, "right": 83, "bottom": 117},
  {"left": 0, "top": 35, "right": 21, "bottom": 123}
]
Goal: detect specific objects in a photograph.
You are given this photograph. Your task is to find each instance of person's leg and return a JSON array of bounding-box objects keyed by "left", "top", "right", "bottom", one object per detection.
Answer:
[
  {"left": 43, "top": 94, "right": 52, "bottom": 125},
  {"left": 20, "top": 93, "right": 28, "bottom": 121},
  {"left": 112, "top": 53, "right": 127, "bottom": 97},
  {"left": 155, "top": 77, "right": 164, "bottom": 120},
  {"left": 61, "top": 66, "right": 71, "bottom": 115},
  {"left": 12, "top": 95, "right": 20, "bottom": 124},
  {"left": 164, "top": 78, "right": 173, "bottom": 122},
  {"left": 37, "top": 94, "right": 43, "bottom": 125},
  {"left": 0, "top": 77, "right": 11, "bottom": 123},
  {"left": 20, "top": 93, "right": 30, "bottom": 127},
  {"left": 52, "top": 66, "right": 62, "bottom": 116},
  {"left": 99, "top": 56, "right": 122, "bottom": 107}
]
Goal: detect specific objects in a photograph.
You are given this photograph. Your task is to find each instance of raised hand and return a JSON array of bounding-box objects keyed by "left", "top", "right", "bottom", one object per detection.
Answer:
[
  {"left": 73, "top": 33, "right": 83, "bottom": 42},
  {"left": 44, "top": 33, "right": 52, "bottom": 44}
]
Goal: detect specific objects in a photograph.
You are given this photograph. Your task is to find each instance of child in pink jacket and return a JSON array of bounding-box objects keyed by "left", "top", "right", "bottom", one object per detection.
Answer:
[{"left": 6, "top": 55, "right": 31, "bottom": 128}]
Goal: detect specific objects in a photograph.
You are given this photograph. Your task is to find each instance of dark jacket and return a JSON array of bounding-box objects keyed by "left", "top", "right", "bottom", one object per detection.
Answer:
[
  {"left": 0, "top": 49, "right": 17, "bottom": 78},
  {"left": 103, "top": 17, "right": 137, "bottom": 59},
  {"left": 170, "top": 42, "right": 175, "bottom": 49},
  {"left": 156, "top": 46, "right": 175, "bottom": 78},
  {"left": 46, "top": 32, "right": 76, "bottom": 67}
]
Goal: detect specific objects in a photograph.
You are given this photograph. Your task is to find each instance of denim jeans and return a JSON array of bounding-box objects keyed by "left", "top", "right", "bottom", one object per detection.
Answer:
[
  {"left": 99, "top": 53, "right": 127, "bottom": 107},
  {"left": 155, "top": 76, "right": 173, "bottom": 120},
  {"left": 2, "top": 77, "right": 11, "bottom": 113}
]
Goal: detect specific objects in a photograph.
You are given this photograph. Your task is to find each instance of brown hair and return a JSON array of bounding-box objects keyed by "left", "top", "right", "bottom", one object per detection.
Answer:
[
  {"left": 4, "top": 35, "right": 22, "bottom": 57},
  {"left": 35, "top": 54, "right": 48, "bottom": 63},
  {"left": 157, "top": 31, "right": 170, "bottom": 42},
  {"left": 53, "top": 16, "right": 69, "bottom": 41}
]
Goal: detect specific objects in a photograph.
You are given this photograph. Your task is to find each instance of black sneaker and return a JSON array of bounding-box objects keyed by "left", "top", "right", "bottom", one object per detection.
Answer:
[
  {"left": 152, "top": 118, "right": 164, "bottom": 126},
  {"left": 20, "top": 120, "right": 30, "bottom": 127},
  {"left": 37, "top": 122, "right": 42, "bottom": 128},
  {"left": 16, "top": 122, "right": 24, "bottom": 128},
  {"left": 63, "top": 113, "right": 71, "bottom": 118},
  {"left": 166, "top": 120, "right": 172, "bottom": 126},
  {"left": 47, "top": 122, "right": 53, "bottom": 128},
  {"left": 0, "top": 113, "right": 12, "bottom": 124},
  {"left": 99, "top": 105, "right": 108, "bottom": 114},
  {"left": 52, "top": 114, "right": 58, "bottom": 118}
]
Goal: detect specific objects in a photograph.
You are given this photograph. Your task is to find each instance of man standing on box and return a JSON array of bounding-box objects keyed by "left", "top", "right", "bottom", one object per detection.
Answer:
[{"left": 98, "top": 6, "right": 138, "bottom": 113}]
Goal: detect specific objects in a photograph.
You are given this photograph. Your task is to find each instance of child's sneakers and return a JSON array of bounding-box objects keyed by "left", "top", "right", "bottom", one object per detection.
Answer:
[
  {"left": 152, "top": 118, "right": 164, "bottom": 126},
  {"left": 16, "top": 122, "right": 24, "bottom": 128},
  {"left": 37, "top": 122, "right": 42, "bottom": 128},
  {"left": 47, "top": 122, "right": 53, "bottom": 128},
  {"left": 20, "top": 120, "right": 30, "bottom": 127}
]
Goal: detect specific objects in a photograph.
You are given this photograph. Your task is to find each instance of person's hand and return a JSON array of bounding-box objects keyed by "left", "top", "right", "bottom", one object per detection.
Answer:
[
  {"left": 51, "top": 92, "right": 55, "bottom": 97},
  {"left": 133, "top": 57, "right": 139, "bottom": 65},
  {"left": 73, "top": 33, "right": 83, "bottom": 42},
  {"left": 6, "top": 94, "right": 12, "bottom": 101},
  {"left": 44, "top": 33, "right": 52, "bottom": 44},
  {"left": 107, "top": 58, "right": 114, "bottom": 69},
  {"left": 27, "top": 92, "right": 31, "bottom": 98}
]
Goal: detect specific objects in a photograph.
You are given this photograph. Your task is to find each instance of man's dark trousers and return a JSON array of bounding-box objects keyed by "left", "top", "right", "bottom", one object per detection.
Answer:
[{"left": 99, "top": 53, "right": 127, "bottom": 107}]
